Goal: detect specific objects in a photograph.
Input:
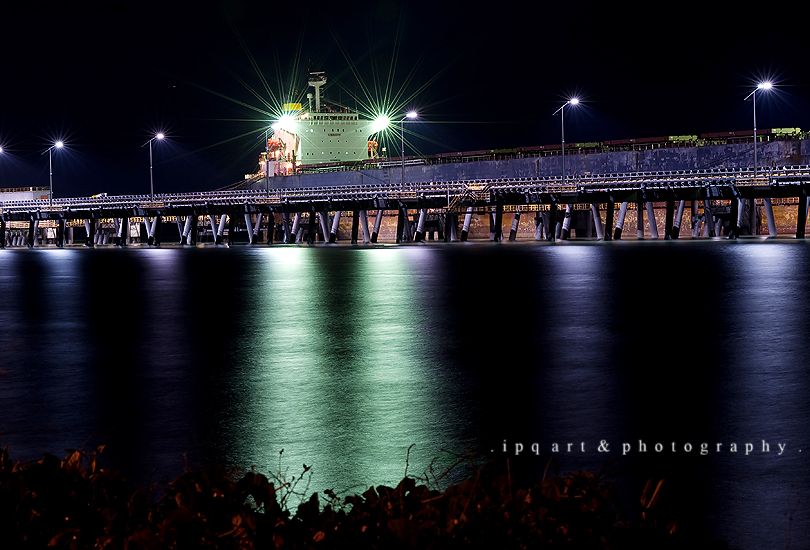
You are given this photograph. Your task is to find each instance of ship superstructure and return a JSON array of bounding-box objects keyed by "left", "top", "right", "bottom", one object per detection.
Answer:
[{"left": 260, "top": 72, "right": 383, "bottom": 176}]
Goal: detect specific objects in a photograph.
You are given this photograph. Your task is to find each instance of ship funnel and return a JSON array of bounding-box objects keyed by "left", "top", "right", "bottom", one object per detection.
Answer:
[{"left": 308, "top": 72, "right": 326, "bottom": 112}]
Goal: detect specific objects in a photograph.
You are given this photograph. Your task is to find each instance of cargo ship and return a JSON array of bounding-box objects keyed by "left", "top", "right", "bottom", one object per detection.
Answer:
[{"left": 261, "top": 72, "right": 386, "bottom": 176}]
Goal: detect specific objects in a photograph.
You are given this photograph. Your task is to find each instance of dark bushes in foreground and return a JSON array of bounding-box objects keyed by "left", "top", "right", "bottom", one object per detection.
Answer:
[{"left": 0, "top": 446, "right": 717, "bottom": 549}]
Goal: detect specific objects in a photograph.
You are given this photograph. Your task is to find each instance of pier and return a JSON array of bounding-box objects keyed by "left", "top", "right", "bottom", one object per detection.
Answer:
[{"left": 2, "top": 165, "right": 810, "bottom": 247}]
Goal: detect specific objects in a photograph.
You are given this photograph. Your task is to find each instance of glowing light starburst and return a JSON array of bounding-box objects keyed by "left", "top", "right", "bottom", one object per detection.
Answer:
[{"left": 371, "top": 115, "right": 391, "bottom": 133}]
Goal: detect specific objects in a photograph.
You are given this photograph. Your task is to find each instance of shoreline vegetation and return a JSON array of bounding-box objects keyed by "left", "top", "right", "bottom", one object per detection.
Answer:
[{"left": 0, "top": 445, "right": 731, "bottom": 549}]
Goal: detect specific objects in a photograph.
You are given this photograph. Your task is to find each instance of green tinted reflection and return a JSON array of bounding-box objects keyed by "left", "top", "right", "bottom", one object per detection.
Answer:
[{"left": 233, "top": 247, "right": 440, "bottom": 494}]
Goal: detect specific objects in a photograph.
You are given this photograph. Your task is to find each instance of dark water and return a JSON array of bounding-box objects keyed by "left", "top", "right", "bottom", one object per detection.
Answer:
[{"left": 0, "top": 241, "right": 808, "bottom": 548}]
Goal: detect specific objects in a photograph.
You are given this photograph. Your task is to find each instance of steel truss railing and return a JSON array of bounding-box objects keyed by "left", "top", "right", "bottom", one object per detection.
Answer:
[{"left": 2, "top": 166, "right": 809, "bottom": 217}]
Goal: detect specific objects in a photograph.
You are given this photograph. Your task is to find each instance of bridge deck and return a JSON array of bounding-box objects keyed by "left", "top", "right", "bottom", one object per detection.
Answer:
[{"left": 1, "top": 165, "right": 808, "bottom": 222}]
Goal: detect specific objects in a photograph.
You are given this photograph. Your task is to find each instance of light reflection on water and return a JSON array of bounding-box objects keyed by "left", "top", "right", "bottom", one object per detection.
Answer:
[{"left": 0, "top": 242, "right": 808, "bottom": 548}]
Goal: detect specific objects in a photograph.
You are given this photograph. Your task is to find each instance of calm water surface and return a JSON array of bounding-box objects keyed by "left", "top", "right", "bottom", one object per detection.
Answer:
[{"left": 0, "top": 241, "right": 808, "bottom": 548}]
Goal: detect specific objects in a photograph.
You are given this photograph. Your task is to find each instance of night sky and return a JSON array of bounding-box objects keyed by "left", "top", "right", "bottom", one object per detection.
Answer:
[{"left": 1, "top": 0, "right": 808, "bottom": 197}]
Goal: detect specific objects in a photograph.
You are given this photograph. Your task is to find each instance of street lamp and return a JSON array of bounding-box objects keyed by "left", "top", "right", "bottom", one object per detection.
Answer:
[
  {"left": 553, "top": 98, "right": 579, "bottom": 239},
  {"left": 401, "top": 111, "right": 417, "bottom": 185},
  {"left": 42, "top": 140, "right": 64, "bottom": 207},
  {"left": 743, "top": 81, "right": 772, "bottom": 234},
  {"left": 142, "top": 133, "right": 165, "bottom": 199},
  {"left": 553, "top": 98, "right": 579, "bottom": 187}
]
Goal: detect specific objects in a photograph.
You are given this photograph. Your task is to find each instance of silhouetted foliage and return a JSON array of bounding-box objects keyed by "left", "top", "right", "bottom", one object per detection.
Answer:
[{"left": 0, "top": 445, "right": 715, "bottom": 549}]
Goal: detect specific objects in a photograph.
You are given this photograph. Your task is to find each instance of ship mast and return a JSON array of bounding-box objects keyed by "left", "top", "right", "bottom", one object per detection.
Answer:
[{"left": 308, "top": 72, "right": 326, "bottom": 112}]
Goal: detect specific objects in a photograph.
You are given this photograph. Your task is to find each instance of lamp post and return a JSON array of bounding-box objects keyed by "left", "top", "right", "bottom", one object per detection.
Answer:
[
  {"left": 743, "top": 81, "right": 772, "bottom": 235},
  {"left": 43, "top": 140, "right": 64, "bottom": 207},
  {"left": 553, "top": 99, "right": 579, "bottom": 239},
  {"left": 265, "top": 127, "right": 270, "bottom": 196},
  {"left": 142, "top": 133, "right": 165, "bottom": 199},
  {"left": 401, "top": 111, "right": 417, "bottom": 185},
  {"left": 553, "top": 98, "right": 579, "bottom": 186}
]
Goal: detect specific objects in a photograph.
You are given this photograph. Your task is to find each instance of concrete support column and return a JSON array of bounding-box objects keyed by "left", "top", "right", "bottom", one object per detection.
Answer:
[
  {"left": 797, "top": 190, "right": 808, "bottom": 238},
  {"left": 691, "top": 201, "right": 699, "bottom": 237},
  {"left": 646, "top": 202, "right": 659, "bottom": 239},
  {"left": 359, "top": 211, "right": 371, "bottom": 243},
  {"left": 735, "top": 198, "right": 745, "bottom": 237},
  {"left": 395, "top": 208, "right": 405, "bottom": 244},
  {"left": 534, "top": 212, "right": 544, "bottom": 241},
  {"left": 227, "top": 214, "right": 236, "bottom": 245},
  {"left": 549, "top": 203, "right": 558, "bottom": 242},
  {"left": 672, "top": 200, "right": 685, "bottom": 239},
  {"left": 144, "top": 216, "right": 153, "bottom": 245},
  {"left": 414, "top": 208, "right": 427, "bottom": 242},
  {"left": 636, "top": 201, "right": 644, "bottom": 239},
  {"left": 182, "top": 215, "right": 192, "bottom": 245},
  {"left": 0, "top": 219, "right": 5, "bottom": 249},
  {"left": 591, "top": 204, "right": 604, "bottom": 240},
  {"left": 329, "top": 210, "right": 341, "bottom": 243},
  {"left": 319, "top": 211, "right": 330, "bottom": 243},
  {"left": 371, "top": 209, "right": 384, "bottom": 243},
  {"left": 143, "top": 217, "right": 152, "bottom": 244},
  {"left": 561, "top": 205, "right": 572, "bottom": 240},
  {"left": 749, "top": 196, "right": 757, "bottom": 237},
  {"left": 188, "top": 215, "right": 198, "bottom": 245},
  {"left": 208, "top": 216, "right": 217, "bottom": 243},
  {"left": 729, "top": 199, "right": 739, "bottom": 238},
  {"left": 117, "top": 219, "right": 126, "bottom": 245},
  {"left": 85, "top": 217, "right": 95, "bottom": 248},
  {"left": 664, "top": 200, "right": 675, "bottom": 240},
  {"left": 57, "top": 219, "right": 65, "bottom": 248},
  {"left": 307, "top": 211, "right": 316, "bottom": 244},
  {"left": 403, "top": 210, "right": 414, "bottom": 241},
  {"left": 613, "top": 202, "right": 629, "bottom": 241},
  {"left": 509, "top": 211, "right": 521, "bottom": 242},
  {"left": 282, "top": 212, "right": 292, "bottom": 243},
  {"left": 253, "top": 213, "right": 263, "bottom": 242},
  {"left": 493, "top": 205, "right": 503, "bottom": 242},
  {"left": 413, "top": 208, "right": 427, "bottom": 243},
  {"left": 351, "top": 210, "right": 359, "bottom": 244},
  {"left": 244, "top": 213, "right": 254, "bottom": 244},
  {"left": 450, "top": 214, "right": 459, "bottom": 241},
  {"left": 266, "top": 213, "right": 275, "bottom": 244},
  {"left": 291, "top": 213, "right": 301, "bottom": 243},
  {"left": 605, "top": 200, "right": 614, "bottom": 241},
  {"left": 148, "top": 216, "right": 159, "bottom": 245},
  {"left": 153, "top": 215, "right": 162, "bottom": 246},
  {"left": 703, "top": 200, "right": 716, "bottom": 237},
  {"left": 763, "top": 198, "right": 777, "bottom": 237},
  {"left": 120, "top": 217, "right": 129, "bottom": 246},
  {"left": 461, "top": 207, "right": 473, "bottom": 242},
  {"left": 25, "top": 220, "right": 36, "bottom": 248},
  {"left": 217, "top": 215, "right": 227, "bottom": 245}
]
